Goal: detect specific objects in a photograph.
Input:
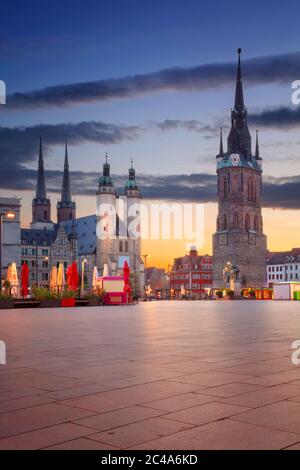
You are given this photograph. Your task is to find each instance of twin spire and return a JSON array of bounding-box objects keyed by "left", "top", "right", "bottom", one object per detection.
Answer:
[{"left": 33, "top": 133, "right": 76, "bottom": 224}]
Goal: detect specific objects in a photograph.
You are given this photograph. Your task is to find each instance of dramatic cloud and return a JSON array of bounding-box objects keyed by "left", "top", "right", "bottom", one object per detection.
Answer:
[
  {"left": 0, "top": 164, "right": 299, "bottom": 210},
  {"left": 249, "top": 106, "right": 300, "bottom": 128},
  {"left": 5, "top": 51, "right": 300, "bottom": 110},
  {"left": 0, "top": 121, "right": 142, "bottom": 169}
]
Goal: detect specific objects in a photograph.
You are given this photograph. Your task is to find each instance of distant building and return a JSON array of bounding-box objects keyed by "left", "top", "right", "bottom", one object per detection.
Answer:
[
  {"left": 170, "top": 247, "right": 213, "bottom": 298},
  {"left": 145, "top": 267, "right": 170, "bottom": 297},
  {"left": 0, "top": 197, "right": 21, "bottom": 280},
  {"left": 266, "top": 248, "right": 300, "bottom": 287},
  {"left": 212, "top": 49, "right": 267, "bottom": 288}
]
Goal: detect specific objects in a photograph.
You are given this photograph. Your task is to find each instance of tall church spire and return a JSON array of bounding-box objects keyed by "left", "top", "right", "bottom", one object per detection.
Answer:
[
  {"left": 219, "top": 128, "right": 224, "bottom": 157},
  {"left": 227, "top": 48, "right": 252, "bottom": 158},
  {"left": 234, "top": 48, "right": 245, "bottom": 112},
  {"left": 61, "top": 135, "right": 71, "bottom": 203},
  {"left": 57, "top": 135, "right": 76, "bottom": 222},
  {"left": 32, "top": 132, "right": 52, "bottom": 225},
  {"left": 36, "top": 132, "right": 47, "bottom": 199},
  {"left": 255, "top": 130, "right": 260, "bottom": 159}
]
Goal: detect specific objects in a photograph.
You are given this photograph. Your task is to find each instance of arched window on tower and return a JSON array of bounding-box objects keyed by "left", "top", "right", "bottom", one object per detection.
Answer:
[
  {"left": 119, "top": 241, "right": 123, "bottom": 252},
  {"left": 247, "top": 178, "right": 256, "bottom": 202},
  {"left": 233, "top": 212, "right": 239, "bottom": 230},
  {"left": 223, "top": 213, "right": 228, "bottom": 230},
  {"left": 217, "top": 216, "right": 220, "bottom": 231},
  {"left": 44, "top": 209, "right": 47, "bottom": 220},
  {"left": 245, "top": 214, "right": 250, "bottom": 231},
  {"left": 221, "top": 177, "right": 228, "bottom": 201},
  {"left": 254, "top": 214, "right": 259, "bottom": 232}
]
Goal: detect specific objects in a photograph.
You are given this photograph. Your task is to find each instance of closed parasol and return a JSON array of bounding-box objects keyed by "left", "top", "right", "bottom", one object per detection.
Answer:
[
  {"left": 69, "top": 262, "right": 79, "bottom": 291},
  {"left": 92, "top": 266, "right": 99, "bottom": 289},
  {"left": 123, "top": 260, "right": 131, "bottom": 300},
  {"left": 57, "top": 262, "right": 65, "bottom": 291},
  {"left": 50, "top": 266, "right": 58, "bottom": 292},
  {"left": 21, "top": 263, "right": 29, "bottom": 298}
]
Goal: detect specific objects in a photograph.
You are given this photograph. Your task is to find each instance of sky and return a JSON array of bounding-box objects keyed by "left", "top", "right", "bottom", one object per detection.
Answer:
[{"left": 0, "top": 0, "right": 300, "bottom": 267}]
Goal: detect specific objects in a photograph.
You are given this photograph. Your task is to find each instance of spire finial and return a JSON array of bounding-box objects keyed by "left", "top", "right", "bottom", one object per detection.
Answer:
[
  {"left": 131, "top": 158, "right": 133, "bottom": 168},
  {"left": 234, "top": 47, "right": 244, "bottom": 112},
  {"left": 36, "top": 131, "right": 47, "bottom": 199},
  {"left": 255, "top": 129, "right": 260, "bottom": 159},
  {"left": 105, "top": 152, "right": 108, "bottom": 163},
  {"left": 219, "top": 127, "right": 224, "bottom": 157}
]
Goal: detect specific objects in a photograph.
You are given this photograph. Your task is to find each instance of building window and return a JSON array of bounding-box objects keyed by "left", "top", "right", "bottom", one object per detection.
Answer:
[
  {"left": 233, "top": 212, "right": 239, "bottom": 229},
  {"left": 245, "top": 214, "right": 250, "bottom": 231},
  {"left": 119, "top": 241, "right": 123, "bottom": 252},
  {"left": 254, "top": 215, "right": 259, "bottom": 232},
  {"left": 247, "top": 178, "right": 256, "bottom": 202},
  {"left": 221, "top": 177, "right": 228, "bottom": 201},
  {"left": 223, "top": 214, "right": 228, "bottom": 230}
]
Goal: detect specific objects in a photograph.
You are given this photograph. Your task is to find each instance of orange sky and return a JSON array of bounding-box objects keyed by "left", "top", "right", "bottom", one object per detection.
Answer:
[{"left": 10, "top": 189, "right": 300, "bottom": 270}]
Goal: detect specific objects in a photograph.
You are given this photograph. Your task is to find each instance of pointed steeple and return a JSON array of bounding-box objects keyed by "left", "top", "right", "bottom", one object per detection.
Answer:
[
  {"left": 61, "top": 135, "right": 71, "bottom": 203},
  {"left": 227, "top": 48, "right": 252, "bottom": 158},
  {"left": 57, "top": 135, "right": 76, "bottom": 222},
  {"left": 32, "top": 132, "right": 51, "bottom": 224},
  {"left": 219, "top": 128, "right": 224, "bottom": 157},
  {"left": 36, "top": 132, "right": 47, "bottom": 199},
  {"left": 255, "top": 130, "right": 260, "bottom": 159},
  {"left": 234, "top": 48, "right": 245, "bottom": 112}
]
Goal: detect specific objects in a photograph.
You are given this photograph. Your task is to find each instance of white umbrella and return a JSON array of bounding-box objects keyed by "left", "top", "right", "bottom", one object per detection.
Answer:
[
  {"left": 57, "top": 262, "right": 65, "bottom": 291},
  {"left": 50, "top": 266, "right": 58, "bottom": 292},
  {"left": 9, "top": 262, "right": 19, "bottom": 297},
  {"left": 92, "top": 266, "right": 99, "bottom": 289},
  {"left": 103, "top": 263, "right": 109, "bottom": 277}
]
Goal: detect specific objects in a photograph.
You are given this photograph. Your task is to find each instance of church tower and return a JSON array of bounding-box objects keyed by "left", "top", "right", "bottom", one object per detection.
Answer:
[
  {"left": 57, "top": 135, "right": 76, "bottom": 222},
  {"left": 124, "top": 160, "right": 144, "bottom": 290},
  {"left": 31, "top": 133, "right": 52, "bottom": 228},
  {"left": 212, "top": 49, "right": 267, "bottom": 288},
  {"left": 96, "top": 154, "right": 117, "bottom": 275}
]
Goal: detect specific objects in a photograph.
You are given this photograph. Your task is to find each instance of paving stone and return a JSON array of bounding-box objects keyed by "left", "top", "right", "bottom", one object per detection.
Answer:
[
  {"left": 88, "top": 417, "right": 193, "bottom": 449},
  {"left": 0, "top": 423, "right": 95, "bottom": 450},
  {"left": 130, "top": 419, "right": 300, "bottom": 450}
]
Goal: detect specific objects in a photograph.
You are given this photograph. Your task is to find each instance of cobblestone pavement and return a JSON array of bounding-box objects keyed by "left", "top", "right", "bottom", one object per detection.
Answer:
[{"left": 0, "top": 300, "right": 300, "bottom": 449}]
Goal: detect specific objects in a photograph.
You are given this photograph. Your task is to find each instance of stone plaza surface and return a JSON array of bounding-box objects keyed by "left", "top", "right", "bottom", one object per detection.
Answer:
[{"left": 0, "top": 300, "right": 300, "bottom": 450}]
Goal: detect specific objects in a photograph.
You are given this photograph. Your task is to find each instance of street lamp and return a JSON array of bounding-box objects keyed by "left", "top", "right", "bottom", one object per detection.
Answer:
[
  {"left": 81, "top": 258, "right": 88, "bottom": 297},
  {"left": 0, "top": 210, "right": 15, "bottom": 288},
  {"left": 142, "top": 253, "right": 151, "bottom": 294}
]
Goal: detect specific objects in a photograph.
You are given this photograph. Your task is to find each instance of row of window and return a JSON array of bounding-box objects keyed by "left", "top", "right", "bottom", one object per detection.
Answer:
[
  {"left": 268, "top": 273, "right": 299, "bottom": 280},
  {"left": 268, "top": 265, "right": 299, "bottom": 272},
  {"left": 221, "top": 176, "right": 257, "bottom": 203},
  {"left": 172, "top": 283, "right": 212, "bottom": 290},
  {"left": 172, "top": 273, "right": 212, "bottom": 280},
  {"left": 218, "top": 213, "right": 260, "bottom": 232}
]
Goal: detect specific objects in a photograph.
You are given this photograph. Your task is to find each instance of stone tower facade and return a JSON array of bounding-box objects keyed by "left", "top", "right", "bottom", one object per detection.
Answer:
[
  {"left": 57, "top": 135, "right": 76, "bottom": 222},
  {"left": 213, "top": 49, "right": 267, "bottom": 288}
]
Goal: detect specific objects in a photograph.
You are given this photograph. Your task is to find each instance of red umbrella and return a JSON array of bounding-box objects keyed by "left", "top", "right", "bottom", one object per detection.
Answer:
[
  {"left": 66, "top": 264, "right": 73, "bottom": 288},
  {"left": 21, "top": 263, "right": 29, "bottom": 298},
  {"left": 69, "top": 262, "right": 79, "bottom": 291},
  {"left": 123, "top": 261, "right": 131, "bottom": 300}
]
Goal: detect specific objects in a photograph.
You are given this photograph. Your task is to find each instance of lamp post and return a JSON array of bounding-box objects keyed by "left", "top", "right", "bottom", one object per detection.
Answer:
[
  {"left": 81, "top": 258, "right": 87, "bottom": 297},
  {"left": 142, "top": 253, "right": 151, "bottom": 296},
  {"left": 0, "top": 210, "right": 15, "bottom": 289}
]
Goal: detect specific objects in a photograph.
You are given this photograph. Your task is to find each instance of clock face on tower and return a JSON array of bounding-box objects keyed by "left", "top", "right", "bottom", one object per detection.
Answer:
[{"left": 230, "top": 154, "right": 240, "bottom": 166}]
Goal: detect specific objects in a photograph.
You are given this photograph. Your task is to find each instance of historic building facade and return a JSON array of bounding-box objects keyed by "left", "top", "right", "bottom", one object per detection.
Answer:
[
  {"left": 170, "top": 247, "right": 213, "bottom": 298},
  {"left": 266, "top": 248, "right": 300, "bottom": 286},
  {"left": 212, "top": 49, "right": 267, "bottom": 288},
  {"left": 21, "top": 136, "right": 144, "bottom": 290}
]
